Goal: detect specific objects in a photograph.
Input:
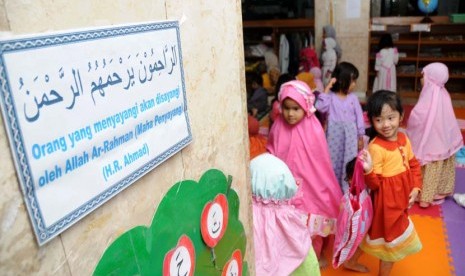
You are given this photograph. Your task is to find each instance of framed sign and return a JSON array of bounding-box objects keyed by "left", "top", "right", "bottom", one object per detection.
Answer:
[{"left": 0, "top": 21, "right": 192, "bottom": 245}]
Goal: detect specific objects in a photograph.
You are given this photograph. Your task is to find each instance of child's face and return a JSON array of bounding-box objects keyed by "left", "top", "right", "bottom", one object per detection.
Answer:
[
  {"left": 251, "top": 81, "right": 259, "bottom": 90},
  {"left": 348, "top": 78, "right": 357, "bottom": 93},
  {"left": 282, "top": 98, "right": 305, "bottom": 125},
  {"left": 372, "top": 104, "right": 403, "bottom": 141}
]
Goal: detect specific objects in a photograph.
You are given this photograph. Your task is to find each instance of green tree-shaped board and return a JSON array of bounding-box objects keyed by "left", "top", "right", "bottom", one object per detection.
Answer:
[{"left": 93, "top": 169, "right": 248, "bottom": 275}]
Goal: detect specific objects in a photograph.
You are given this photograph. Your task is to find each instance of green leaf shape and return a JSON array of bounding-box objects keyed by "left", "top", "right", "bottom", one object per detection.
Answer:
[{"left": 93, "top": 169, "right": 248, "bottom": 275}]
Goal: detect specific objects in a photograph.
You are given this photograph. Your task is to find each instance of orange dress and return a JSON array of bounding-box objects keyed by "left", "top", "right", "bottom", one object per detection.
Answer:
[
  {"left": 360, "top": 132, "right": 422, "bottom": 262},
  {"left": 248, "top": 114, "right": 267, "bottom": 160}
]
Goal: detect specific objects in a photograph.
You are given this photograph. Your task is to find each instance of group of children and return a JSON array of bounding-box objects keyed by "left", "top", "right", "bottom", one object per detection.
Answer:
[{"left": 249, "top": 26, "right": 464, "bottom": 275}]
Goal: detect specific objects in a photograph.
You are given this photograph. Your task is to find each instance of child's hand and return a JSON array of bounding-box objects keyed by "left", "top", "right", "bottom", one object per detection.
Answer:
[
  {"left": 324, "top": 77, "right": 336, "bottom": 93},
  {"left": 252, "top": 108, "right": 258, "bottom": 117},
  {"left": 408, "top": 188, "right": 421, "bottom": 209},
  {"left": 358, "top": 149, "right": 373, "bottom": 173},
  {"left": 358, "top": 137, "right": 364, "bottom": 151}
]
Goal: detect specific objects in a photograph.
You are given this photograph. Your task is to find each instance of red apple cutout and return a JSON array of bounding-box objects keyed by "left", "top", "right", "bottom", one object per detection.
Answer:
[
  {"left": 162, "top": 235, "right": 195, "bottom": 276},
  {"left": 221, "top": 249, "right": 243, "bottom": 276},
  {"left": 200, "top": 193, "right": 229, "bottom": 248}
]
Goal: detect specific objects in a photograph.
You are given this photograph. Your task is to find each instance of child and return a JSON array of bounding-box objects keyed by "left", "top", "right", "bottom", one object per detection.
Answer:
[
  {"left": 316, "top": 62, "right": 365, "bottom": 192},
  {"left": 266, "top": 80, "right": 342, "bottom": 268},
  {"left": 407, "top": 62, "right": 463, "bottom": 208},
  {"left": 248, "top": 113, "right": 267, "bottom": 160},
  {"left": 247, "top": 72, "right": 269, "bottom": 118},
  {"left": 373, "top": 33, "right": 399, "bottom": 92},
  {"left": 359, "top": 90, "right": 422, "bottom": 276},
  {"left": 341, "top": 157, "right": 370, "bottom": 273},
  {"left": 299, "top": 46, "right": 320, "bottom": 72},
  {"left": 250, "top": 153, "right": 320, "bottom": 276},
  {"left": 321, "top": 37, "right": 337, "bottom": 87},
  {"left": 263, "top": 66, "right": 281, "bottom": 95},
  {"left": 322, "top": 25, "right": 342, "bottom": 61}
]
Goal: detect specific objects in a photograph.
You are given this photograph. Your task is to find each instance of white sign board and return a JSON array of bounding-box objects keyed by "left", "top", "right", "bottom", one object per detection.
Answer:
[
  {"left": 0, "top": 21, "right": 192, "bottom": 245},
  {"left": 410, "top": 23, "right": 431, "bottom": 32}
]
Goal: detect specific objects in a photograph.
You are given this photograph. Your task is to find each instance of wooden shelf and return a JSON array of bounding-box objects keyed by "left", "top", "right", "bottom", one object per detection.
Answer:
[
  {"left": 243, "top": 19, "right": 315, "bottom": 73},
  {"left": 371, "top": 39, "right": 418, "bottom": 45},
  {"left": 243, "top": 19, "right": 314, "bottom": 28},
  {"left": 369, "top": 72, "right": 419, "bottom": 78},
  {"left": 417, "top": 57, "right": 465, "bottom": 62},
  {"left": 420, "top": 40, "right": 465, "bottom": 45},
  {"left": 244, "top": 40, "right": 273, "bottom": 45},
  {"left": 369, "top": 57, "right": 419, "bottom": 62},
  {"left": 367, "top": 17, "right": 465, "bottom": 101},
  {"left": 371, "top": 16, "right": 451, "bottom": 25}
]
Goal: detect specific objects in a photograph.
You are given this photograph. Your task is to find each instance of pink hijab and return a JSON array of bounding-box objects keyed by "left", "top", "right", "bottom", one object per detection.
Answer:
[
  {"left": 407, "top": 62, "right": 463, "bottom": 165},
  {"left": 266, "top": 80, "right": 342, "bottom": 236}
]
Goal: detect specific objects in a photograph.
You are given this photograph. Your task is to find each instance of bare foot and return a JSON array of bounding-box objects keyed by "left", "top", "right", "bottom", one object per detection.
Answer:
[
  {"left": 419, "top": 202, "right": 430, "bottom": 208},
  {"left": 433, "top": 194, "right": 447, "bottom": 200},
  {"left": 319, "top": 256, "right": 328, "bottom": 269},
  {"left": 344, "top": 262, "right": 369, "bottom": 273}
]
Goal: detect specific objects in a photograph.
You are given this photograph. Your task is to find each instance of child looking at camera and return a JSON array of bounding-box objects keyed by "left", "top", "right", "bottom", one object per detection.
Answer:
[
  {"left": 267, "top": 80, "right": 342, "bottom": 268},
  {"left": 359, "top": 90, "right": 422, "bottom": 276}
]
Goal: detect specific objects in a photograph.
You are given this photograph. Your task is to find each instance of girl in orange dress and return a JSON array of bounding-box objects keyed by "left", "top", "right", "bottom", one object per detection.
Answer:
[{"left": 359, "top": 90, "right": 422, "bottom": 276}]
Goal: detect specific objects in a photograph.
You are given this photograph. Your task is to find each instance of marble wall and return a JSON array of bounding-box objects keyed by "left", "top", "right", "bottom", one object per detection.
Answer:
[
  {"left": 315, "top": 0, "right": 370, "bottom": 94},
  {"left": 0, "top": 0, "right": 254, "bottom": 275}
]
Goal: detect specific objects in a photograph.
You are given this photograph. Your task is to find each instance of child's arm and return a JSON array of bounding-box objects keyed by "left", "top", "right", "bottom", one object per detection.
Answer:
[
  {"left": 358, "top": 137, "right": 364, "bottom": 151},
  {"left": 353, "top": 96, "right": 366, "bottom": 150},
  {"left": 393, "top": 47, "right": 399, "bottom": 65},
  {"left": 374, "top": 52, "right": 382, "bottom": 72},
  {"left": 360, "top": 147, "right": 382, "bottom": 191},
  {"left": 408, "top": 186, "right": 421, "bottom": 208},
  {"left": 314, "top": 81, "right": 334, "bottom": 113}
]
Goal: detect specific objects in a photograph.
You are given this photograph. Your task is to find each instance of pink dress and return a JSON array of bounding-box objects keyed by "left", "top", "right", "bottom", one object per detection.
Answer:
[
  {"left": 407, "top": 62, "right": 463, "bottom": 165},
  {"left": 251, "top": 153, "right": 312, "bottom": 275},
  {"left": 373, "top": 47, "right": 399, "bottom": 92},
  {"left": 267, "top": 80, "right": 342, "bottom": 237}
]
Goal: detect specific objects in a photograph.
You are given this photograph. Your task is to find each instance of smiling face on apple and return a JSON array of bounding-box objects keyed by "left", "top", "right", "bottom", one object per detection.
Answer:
[{"left": 201, "top": 193, "right": 229, "bottom": 248}]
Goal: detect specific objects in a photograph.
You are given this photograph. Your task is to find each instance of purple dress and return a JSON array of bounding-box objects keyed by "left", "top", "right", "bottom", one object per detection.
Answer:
[{"left": 316, "top": 92, "right": 365, "bottom": 192}]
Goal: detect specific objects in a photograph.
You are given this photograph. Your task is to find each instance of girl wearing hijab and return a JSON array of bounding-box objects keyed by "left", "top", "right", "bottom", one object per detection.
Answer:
[
  {"left": 267, "top": 80, "right": 342, "bottom": 268},
  {"left": 322, "top": 25, "right": 342, "bottom": 61},
  {"left": 322, "top": 37, "right": 337, "bottom": 87},
  {"left": 407, "top": 62, "right": 464, "bottom": 208},
  {"left": 250, "top": 153, "right": 319, "bottom": 276}
]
